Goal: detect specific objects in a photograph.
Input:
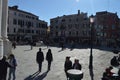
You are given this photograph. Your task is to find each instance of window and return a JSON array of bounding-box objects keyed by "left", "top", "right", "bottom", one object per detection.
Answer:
[
  {"left": 32, "top": 30, "right": 34, "bottom": 33},
  {"left": 76, "top": 31, "right": 78, "bottom": 36},
  {"left": 14, "top": 12, "right": 16, "bottom": 15},
  {"left": 69, "top": 19, "right": 71, "bottom": 22},
  {"left": 69, "top": 31, "right": 71, "bottom": 36},
  {"left": 13, "top": 19, "right": 17, "bottom": 25},
  {"left": 76, "top": 18, "right": 78, "bottom": 22},
  {"left": 112, "top": 25, "right": 115, "bottom": 29},
  {"left": 62, "top": 19, "right": 65, "bottom": 22},
  {"left": 14, "top": 28, "right": 16, "bottom": 33},
  {"left": 56, "top": 32, "right": 58, "bottom": 36}
]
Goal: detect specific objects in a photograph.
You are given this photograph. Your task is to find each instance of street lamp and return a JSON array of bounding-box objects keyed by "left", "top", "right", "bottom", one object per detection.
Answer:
[
  {"left": 89, "top": 15, "right": 95, "bottom": 69},
  {"left": 90, "top": 15, "right": 95, "bottom": 55}
]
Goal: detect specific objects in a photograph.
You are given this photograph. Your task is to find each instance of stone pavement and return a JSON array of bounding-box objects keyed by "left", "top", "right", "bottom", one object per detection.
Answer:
[{"left": 7, "top": 45, "right": 116, "bottom": 80}]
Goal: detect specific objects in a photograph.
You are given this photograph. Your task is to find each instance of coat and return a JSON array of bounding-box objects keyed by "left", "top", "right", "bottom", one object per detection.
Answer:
[
  {"left": 64, "top": 60, "right": 72, "bottom": 72},
  {"left": 0, "top": 59, "right": 11, "bottom": 78},
  {"left": 46, "top": 51, "right": 53, "bottom": 62},
  {"left": 36, "top": 51, "right": 44, "bottom": 63},
  {"left": 73, "top": 63, "right": 82, "bottom": 70}
]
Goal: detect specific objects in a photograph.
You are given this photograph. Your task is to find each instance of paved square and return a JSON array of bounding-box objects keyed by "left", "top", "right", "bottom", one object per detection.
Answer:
[{"left": 9, "top": 45, "right": 115, "bottom": 80}]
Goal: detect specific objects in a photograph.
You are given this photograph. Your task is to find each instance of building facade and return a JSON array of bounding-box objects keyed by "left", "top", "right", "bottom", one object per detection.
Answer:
[
  {"left": 95, "top": 11, "right": 119, "bottom": 47},
  {"left": 50, "top": 10, "right": 90, "bottom": 45},
  {"left": 50, "top": 10, "right": 120, "bottom": 47},
  {"left": 8, "top": 6, "right": 48, "bottom": 44}
]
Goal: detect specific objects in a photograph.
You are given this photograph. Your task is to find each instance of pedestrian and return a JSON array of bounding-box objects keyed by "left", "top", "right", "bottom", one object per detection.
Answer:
[
  {"left": 30, "top": 41, "right": 33, "bottom": 50},
  {"left": 0, "top": 56, "right": 12, "bottom": 80},
  {"left": 8, "top": 54, "right": 17, "bottom": 80},
  {"left": 110, "top": 56, "right": 119, "bottom": 67},
  {"left": 64, "top": 56, "right": 72, "bottom": 79},
  {"left": 45, "top": 39, "right": 49, "bottom": 48},
  {"left": 73, "top": 59, "right": 82, "bottom": 70},
  {"left": 70, "top": 41, "right": 74, "bottom": 50},
  {"left": 61, "top": 42, "right": 64, "bottom": 50},
  {"left": 117, "top": 54, "right": 120, "bottom": 62},
  {"left": 36, "top": 48, "right": 44, "bottom": 72},
  {"left": 12, "top": 41, "right": 16, "bottom": 49},
  {"left": 46, "top": 49, "right": 53, "bottom": 71},
  {"left": 102, "top": 66, "right": 114, "bottom": 79}
]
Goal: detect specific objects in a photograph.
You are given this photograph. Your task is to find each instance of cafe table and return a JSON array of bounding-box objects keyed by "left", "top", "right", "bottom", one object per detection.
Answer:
[
  {"left": 67, "top": 69, "right": 83, "bottom": 80},
  {"left": 111, "top": 66, "right": 119, "bottom": 79}
]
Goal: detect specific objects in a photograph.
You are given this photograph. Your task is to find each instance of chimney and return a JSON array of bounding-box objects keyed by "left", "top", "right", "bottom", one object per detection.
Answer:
[
  {"left": 78, "top": 10, "right": 80, "bottom": 15},
  {"left": 12, "top": 5, "right": 18, "bottom": 9}
]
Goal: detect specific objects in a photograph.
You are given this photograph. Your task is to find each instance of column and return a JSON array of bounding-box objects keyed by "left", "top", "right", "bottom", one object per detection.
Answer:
[
  {"left": 1, "top": 0, "right": 12, "bottom": 56},
  {"left": 0, "top": 0, "right": 3, "bottom": 59}
]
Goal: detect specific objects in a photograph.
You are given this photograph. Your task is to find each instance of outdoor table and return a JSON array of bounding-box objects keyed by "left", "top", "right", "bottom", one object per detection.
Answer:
[
  {"left": 111, "top": 66, "right": 119, "bottom": 79},
  {"left": 67, "top": 69, "right": 83, "bottom": 80},
  {"left": 111, "top": 66, "right": 119, "bottom": 73}
]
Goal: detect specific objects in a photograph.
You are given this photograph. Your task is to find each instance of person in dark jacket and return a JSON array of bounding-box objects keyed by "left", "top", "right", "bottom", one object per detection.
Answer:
[
  {"left": 73, "top": 59, "right": 82, "bottom": 70},
  {"left": 36, "top": 48, "right": 44, "bottom": 72},
  {"left": 46, "top": 49, "right": 53, "bottom": 71},
  {"left": 8, "top": 54, "right": 17, "bottom": 80},
  {"left": 110, "top": 56, "right": 119, "bottom": 67},
  {"left": 12, "top": 41, "right": 16, "bottom": 49},
  {"left": 0, "top": 56, "right": 11, "bottom": 80},
  {"left": 64, "top": 56, "right": 72, "bottom": 79}
]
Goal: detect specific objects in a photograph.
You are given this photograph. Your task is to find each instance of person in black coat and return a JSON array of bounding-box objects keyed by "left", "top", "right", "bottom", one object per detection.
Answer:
[
  {"left": 73, "top": 59, "right": 82, "bottom": 70},
  {"left": 110, "top": 56, "right": 119, "bottom": 67},
  {"left": 46, "top": 49, "right": 53, "bottom": 71},
  {"left": 0, "top": 56, "right": 12, "bottom": 80},
  {"left": 64, "top": 56, "right": 72, "bottom": 79},
  {"left": 36, "top": 48, "right": 44, "bottom": 72}
]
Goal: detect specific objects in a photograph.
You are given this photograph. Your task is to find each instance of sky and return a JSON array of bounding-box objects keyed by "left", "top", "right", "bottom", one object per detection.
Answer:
[{"left": 8, "top": 0, "right": 120, "bottom": 25}]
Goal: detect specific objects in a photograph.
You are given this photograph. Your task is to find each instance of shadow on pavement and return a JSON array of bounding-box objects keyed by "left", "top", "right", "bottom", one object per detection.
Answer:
[
  {"left": 89, "top": 52, "right": 94, "bottom": 80},
  {"left": 24, "top": 71, "right": 40, "bottom": 80},
  {"left": 89, "top": 68, "right": 94, "bottom": 80},
  {"left": 42, "top": 48, "right": 48, "bottom": 50},
  {"left": 24, "top": 71, "right": 49, "bottom": 80},
  {"left": 34, "top": 71, "right": 49, "bottom": 80}
]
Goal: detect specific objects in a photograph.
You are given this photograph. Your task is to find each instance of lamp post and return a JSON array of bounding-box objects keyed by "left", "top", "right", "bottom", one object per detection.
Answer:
[{"left": 89, "top": 15, "right": 95, "bottom": 69}]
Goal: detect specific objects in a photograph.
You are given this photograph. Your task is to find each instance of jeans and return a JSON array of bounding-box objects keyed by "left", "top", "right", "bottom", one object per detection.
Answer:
[{"left": 8, "top": 68, "right": 16, "bottom": 80}]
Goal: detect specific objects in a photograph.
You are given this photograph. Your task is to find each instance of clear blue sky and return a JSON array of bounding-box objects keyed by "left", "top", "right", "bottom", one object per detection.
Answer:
[{"left": 8, "top": 0, "right": 120, "bottom": 25}]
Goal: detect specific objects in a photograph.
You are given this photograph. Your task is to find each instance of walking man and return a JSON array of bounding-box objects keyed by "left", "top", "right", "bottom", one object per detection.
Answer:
[
  {"left": 36, "top": 48, "right": 44, "bottom": 72},
  {"left": 64, "top": 56, "right": 72, "bottom": 79},
  {"left": 46, "top": 49, "right": 53, "bottom": 71}
]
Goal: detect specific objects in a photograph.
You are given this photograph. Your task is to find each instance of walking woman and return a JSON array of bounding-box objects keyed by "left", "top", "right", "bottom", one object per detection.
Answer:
[{"left": 46, "top": 49, "right": 53, "bottom": 71}]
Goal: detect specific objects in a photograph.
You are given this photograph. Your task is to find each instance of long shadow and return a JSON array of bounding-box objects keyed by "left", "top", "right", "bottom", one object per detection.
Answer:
[
  {"left": 34, "top": 71, "right": 49, "bottom": 80},
  {"left": 42, "top": 48, "right": 48, "bottom": 50},
  {"left": 24, "top": 49, "right": 31, "bottom": 51},
  {"left": 89, "top": 52, "right": 94, "bottom": 80},
  {"left": 58, "top": 48, "right": 66, "bottom": 52},
  {"left": 24, "top": 71, "right": 40, "bottom": 80},
  {"left": 89, "top": 68, "right": 94, "bottom": 80}
]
